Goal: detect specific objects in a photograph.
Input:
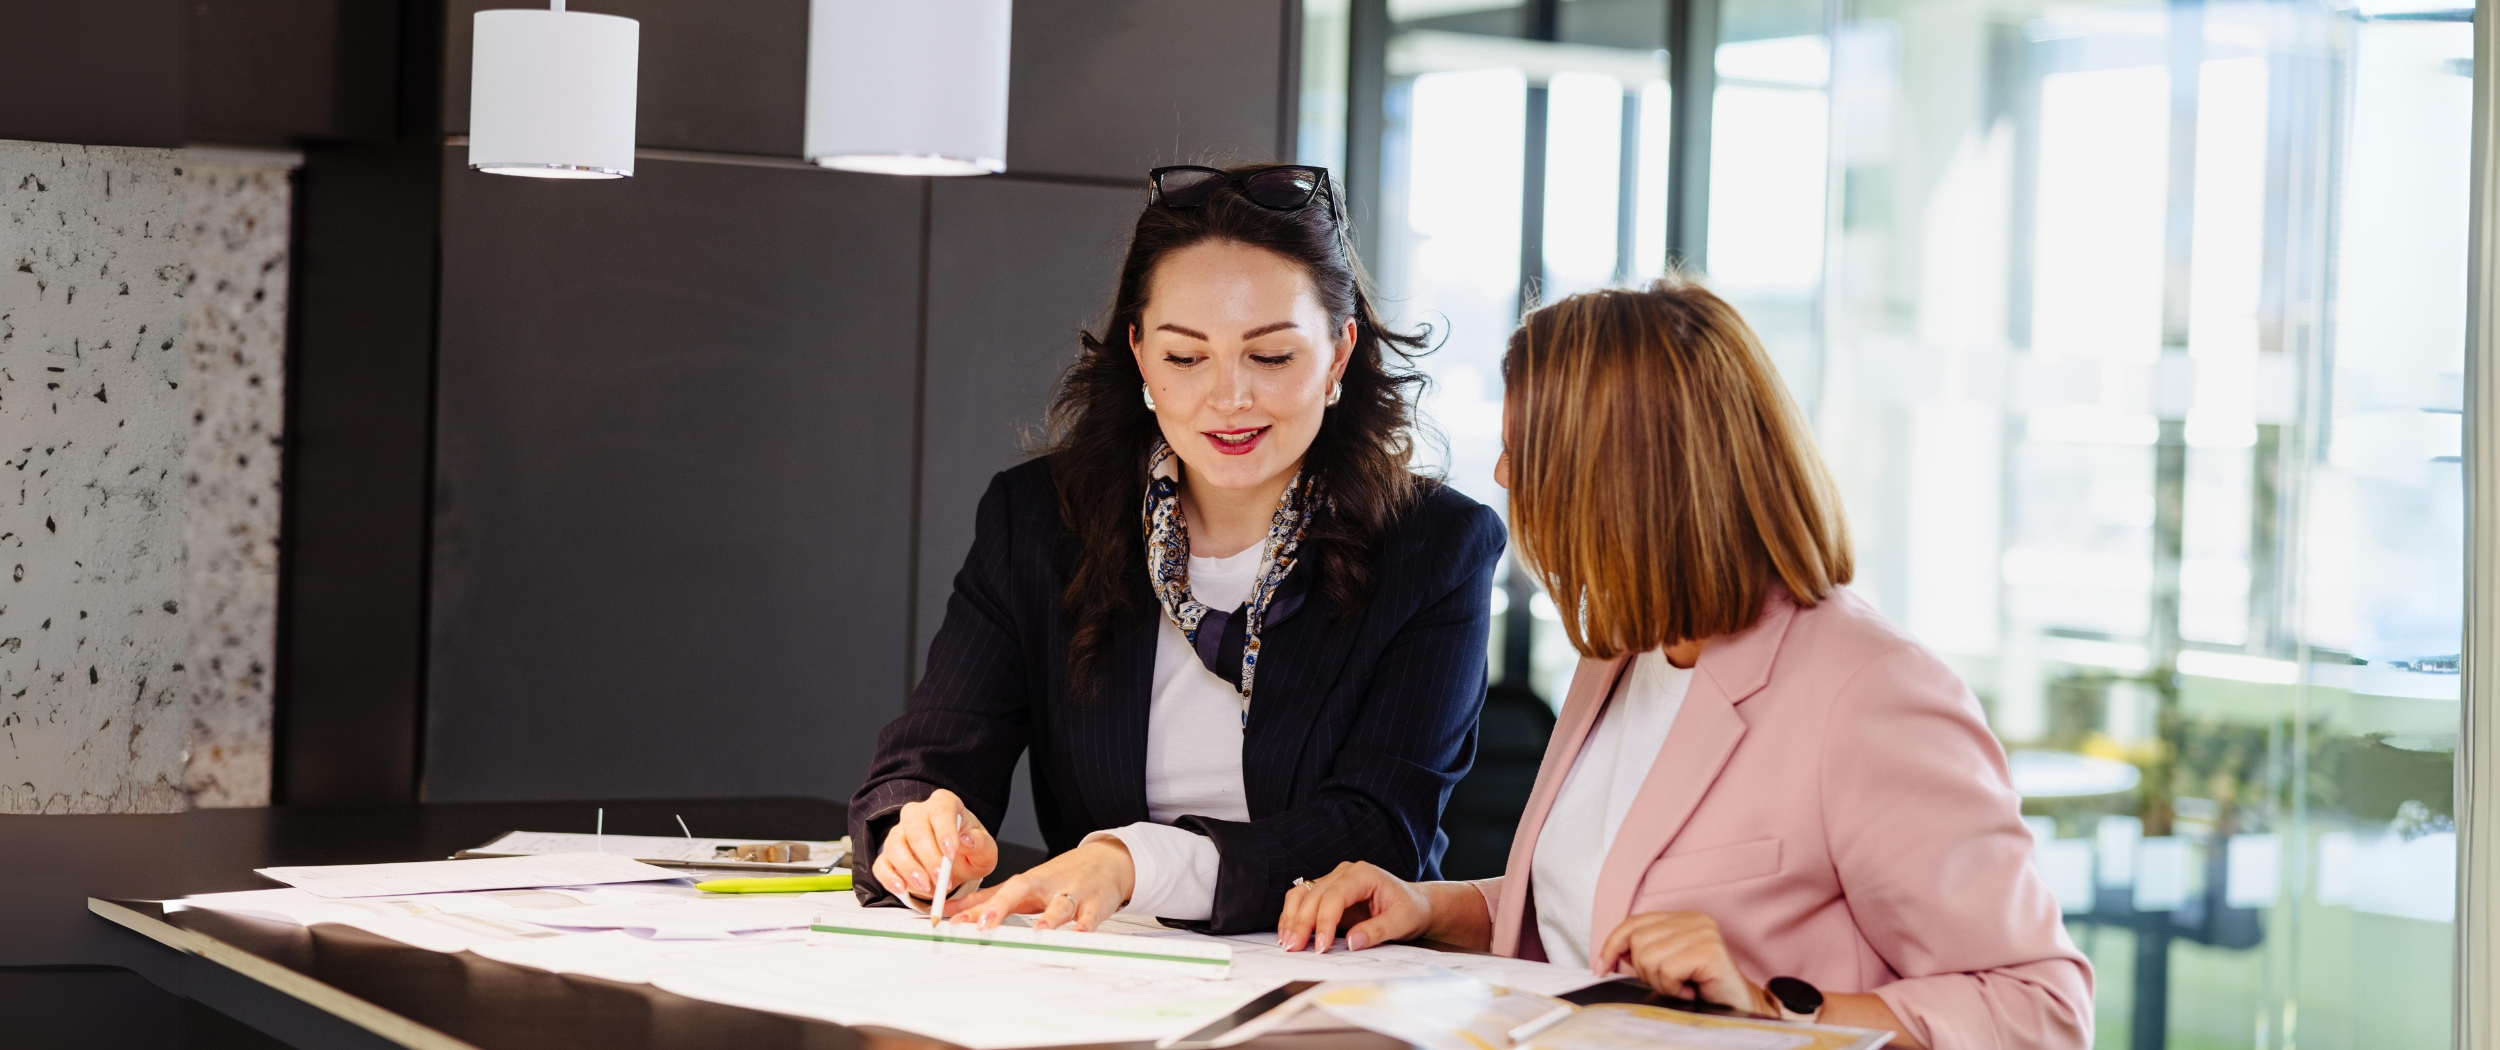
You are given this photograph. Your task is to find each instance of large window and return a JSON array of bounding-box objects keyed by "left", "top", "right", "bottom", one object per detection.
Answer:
[{"left": 1313, "top": 0, "right": 2474, "bottom": 1045}]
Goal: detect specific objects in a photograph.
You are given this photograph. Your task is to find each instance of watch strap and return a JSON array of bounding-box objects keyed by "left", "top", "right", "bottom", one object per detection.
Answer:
[{"left": 1766, "top": 976, "right": 1824, "bottom": 1024}]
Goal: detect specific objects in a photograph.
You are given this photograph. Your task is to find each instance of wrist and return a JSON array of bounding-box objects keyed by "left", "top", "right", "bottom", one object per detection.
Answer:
[
  {"left": 1084, "top": 836, "right": 1137, "bottom": 903},
  {"left": 1416, "top": 881, "right": 1474, "bottom": 943}
]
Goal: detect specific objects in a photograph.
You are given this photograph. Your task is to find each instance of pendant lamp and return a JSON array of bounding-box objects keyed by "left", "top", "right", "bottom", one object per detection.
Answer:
[
  {"left": 805, "top": 0, "right": 1012, "bottom": 176},
  {"left": 469, "top": 1, "right": 640, "bottom": 179}
]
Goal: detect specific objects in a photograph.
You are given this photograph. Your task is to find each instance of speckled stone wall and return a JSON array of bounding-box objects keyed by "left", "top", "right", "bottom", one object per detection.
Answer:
[
  {"left": 177, "top": 159, "right": 288, "bottom": 809},
  {"left": 0, "top": 141, "right": 291, "bottom": 813},
  {"left": 0, "top": 142, "right": 193, "bottom": 813}
]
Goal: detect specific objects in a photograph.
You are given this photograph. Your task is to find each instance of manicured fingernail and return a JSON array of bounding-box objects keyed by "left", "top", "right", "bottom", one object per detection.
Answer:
[
  {"left": 1348, "top": 933, "right": 1369, "bottom": 951},
  {"left": 908, "top": 872, "right": 927, "bottom": 891},
  {"left": 961, "top": 832, "right": 976, "bottom": 847}
]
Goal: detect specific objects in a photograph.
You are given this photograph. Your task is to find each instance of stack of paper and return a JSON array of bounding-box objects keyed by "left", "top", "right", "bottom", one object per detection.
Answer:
[
  {"left": 176, "top": 877, "right": 1612, "bottom": 1050},
  {"left": 1299, "top": 974, "right": 1893, "bottom": 1050},
  {"left": 254, "top": 852, "right": 683, "bottom": 898}
]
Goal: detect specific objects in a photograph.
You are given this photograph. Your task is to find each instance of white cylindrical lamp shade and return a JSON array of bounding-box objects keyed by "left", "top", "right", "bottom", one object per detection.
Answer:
[
  {"left": 469, "top": 9, "right": 640, "bottom": 179},
  {"left": 806, "top": 0, "right": 1011, "bottom": 176}
]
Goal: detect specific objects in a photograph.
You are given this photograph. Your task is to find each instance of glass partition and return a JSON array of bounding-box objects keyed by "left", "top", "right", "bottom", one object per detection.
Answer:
[
  {"left": 1316, "top": 0, "right": 2470, "bottom": 1043},
  {"left": 1817, "top": 0, "right": 2469, "bottom": 1044},
  {"left": 1350, "top": 0, "right": 1674, "bottom": 705}
]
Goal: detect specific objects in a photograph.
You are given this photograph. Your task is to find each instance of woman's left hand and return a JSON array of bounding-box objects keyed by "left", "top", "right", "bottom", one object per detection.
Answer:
[
  {"left": 1593, "top": 911, "right": 1778, "bottom": 1017},
  {"left": 947, "top": 838, "right": 1137, "bottom": 932}
]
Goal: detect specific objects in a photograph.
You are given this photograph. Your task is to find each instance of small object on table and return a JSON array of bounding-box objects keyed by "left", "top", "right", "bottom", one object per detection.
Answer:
[
  {"left": 465, "top": 831, "right": 845, "bottom": 871},
  {"left": 712, "top": 841, "right": 812, "bottom": 864}
]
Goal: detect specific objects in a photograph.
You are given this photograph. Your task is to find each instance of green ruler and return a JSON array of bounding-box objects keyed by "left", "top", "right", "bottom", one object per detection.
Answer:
[{"left": 806, "top": 912, "right": 1232, "bottom": 979}]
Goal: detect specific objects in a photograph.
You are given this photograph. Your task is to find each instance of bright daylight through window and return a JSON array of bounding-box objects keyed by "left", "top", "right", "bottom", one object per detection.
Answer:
[{"left": 1307, "top": 0, "right": 2473, "bottom": 1045}]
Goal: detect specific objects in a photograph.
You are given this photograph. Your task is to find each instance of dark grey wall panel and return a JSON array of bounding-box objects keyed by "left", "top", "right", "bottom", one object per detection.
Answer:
[
  {"left": 0, "top": 0, "right": 185, "bottom": 148},
  {"left": 278, "top": 0, "right": 444, "bottom": 804},
  {"left": 914, "top": 177, "right": 1135, "bottom": 846},
  {"left": 914, "top": 178, "right": 1137, "bottom": 669},
  {"left": 0, "top": 0, "right": 408, "bottom": 150},
  {"left": 1007, "top": 0, "right": 1296, "bottom": 179},
  {"left": 440, "top": 0, "right": 1292, "bottom": 179},
  {"left": 187, "top": 0, "right": 405, "bottom": 145},
  {"left": 424, "top": 151, "right": 923, "bottom": 802},
  {"left": 442, "top": 0, "right": 810, "bottom": 156}
]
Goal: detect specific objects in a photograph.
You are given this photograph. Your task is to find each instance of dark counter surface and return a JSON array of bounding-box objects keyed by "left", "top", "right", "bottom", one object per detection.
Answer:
[
  {"left": 3, "top": 798, "right": 884, "bottom": 971},
  {"left": 8, "top": 798, "right": 1398, "bottom": 1050},
  {"left": 3, "top": 799, "right": 988, "bottom": 1049}
]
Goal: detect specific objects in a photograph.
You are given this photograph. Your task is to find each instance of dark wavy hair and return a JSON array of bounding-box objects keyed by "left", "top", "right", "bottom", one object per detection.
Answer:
[{"left": 1046, "top": 164, "right": 1431, "bottom": 694}]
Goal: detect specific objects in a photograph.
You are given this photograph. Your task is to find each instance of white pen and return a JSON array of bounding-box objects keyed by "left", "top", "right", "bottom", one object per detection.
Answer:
[{"left": 931, "top": 812, "right": 963, "bottom": 930}]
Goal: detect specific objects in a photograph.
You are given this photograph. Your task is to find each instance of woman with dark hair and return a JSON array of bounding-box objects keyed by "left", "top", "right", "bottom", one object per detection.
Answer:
[{"left": 848, "top": 164, "right": 1504, "bottom": 934}]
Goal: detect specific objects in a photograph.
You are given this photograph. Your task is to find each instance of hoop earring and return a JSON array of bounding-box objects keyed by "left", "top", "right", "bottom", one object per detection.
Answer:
[
  {"left": 1142, "top": 383, "right": 1158, "bottom": 411},
  {"left": 1326, "top": 381, "right": 1343, "bottom": 407}
]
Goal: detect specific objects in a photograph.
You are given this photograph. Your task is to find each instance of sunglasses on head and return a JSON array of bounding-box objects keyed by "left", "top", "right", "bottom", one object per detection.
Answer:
[{"left": 1149, "top": 165, "right": 1340, "bottom": 222}]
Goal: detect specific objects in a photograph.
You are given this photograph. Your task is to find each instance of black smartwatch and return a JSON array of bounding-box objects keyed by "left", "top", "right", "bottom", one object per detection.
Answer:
[{"left": 1766, "top": 976, "right": 1824, "bottom": 1024}]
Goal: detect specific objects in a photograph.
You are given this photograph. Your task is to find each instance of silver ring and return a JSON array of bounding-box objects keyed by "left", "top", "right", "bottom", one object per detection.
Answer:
[{"left": 1292, "top": 877, "right": 1311, "bottom": 889}]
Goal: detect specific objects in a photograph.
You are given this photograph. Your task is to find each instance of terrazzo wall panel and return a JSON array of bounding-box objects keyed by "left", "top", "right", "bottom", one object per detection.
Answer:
[
  {"left": 0, "top": 140, "right": 291, "bottom": 814},
  {"left": 0, "top": 141, "right": 193, "bottom": 813},
  {"left": 177, "top": 159, "right": 289, "bottom": 809}
]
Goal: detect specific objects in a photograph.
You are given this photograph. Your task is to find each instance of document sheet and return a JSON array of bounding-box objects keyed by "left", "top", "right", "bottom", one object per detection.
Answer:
[
  {"left": 1529, "top": 1004, "right": 1892, "bottom": 1050},
  {"left": 177, "top": 880, "right": 1609, "bottom": 1048},
  {"left": 254, "top": 852, "right": 683, "bottom": 898}
]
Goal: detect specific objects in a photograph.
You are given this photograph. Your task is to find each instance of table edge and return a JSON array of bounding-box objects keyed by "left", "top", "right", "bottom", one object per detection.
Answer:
[{"left": 89, "top": 897, "right": 484, "bottom": 1050}]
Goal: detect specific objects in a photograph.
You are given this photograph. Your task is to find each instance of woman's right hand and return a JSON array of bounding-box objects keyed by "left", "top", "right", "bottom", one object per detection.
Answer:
[
  {"left": 872, "top": 789, "right": 999, "bottom": 905},
  {"left": 1276, "top": 860, "right": 1435, "bottom": 953}
]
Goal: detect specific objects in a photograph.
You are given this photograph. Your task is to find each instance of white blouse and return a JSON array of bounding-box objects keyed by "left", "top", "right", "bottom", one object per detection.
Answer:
[
  {"left": 1080, "top": 544, "right": 1263, "bottom": 920},
  {"left": 1528, "top": 649, "right": 1694, "bottom": 968}
]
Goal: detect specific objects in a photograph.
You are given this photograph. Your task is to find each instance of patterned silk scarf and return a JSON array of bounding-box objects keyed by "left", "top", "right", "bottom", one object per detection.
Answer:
[{"left": 1142, "top": 439, "right": 1316, "bottom": 723}]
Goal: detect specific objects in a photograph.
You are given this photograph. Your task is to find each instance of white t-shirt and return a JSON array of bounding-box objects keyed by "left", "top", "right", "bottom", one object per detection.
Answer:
[
  {"left": 1084, "top": 544, "right": 1262, "bottom": 920},
  {"left": 1529, "top": 649, "right": 1694, "bottom": 968}
]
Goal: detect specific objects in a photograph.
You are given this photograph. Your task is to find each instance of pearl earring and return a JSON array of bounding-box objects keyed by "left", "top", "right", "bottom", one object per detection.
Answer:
[
  {"left": 1142, "top": 383, "right": 1158, "bottom": 411},
  {"left": 1326, "top": 381, "right": 1343, "bottom": 407}
]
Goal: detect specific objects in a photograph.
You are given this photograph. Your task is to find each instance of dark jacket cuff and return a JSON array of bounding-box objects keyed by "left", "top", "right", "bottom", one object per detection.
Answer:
[
  {"left": 848, "top": 779, "right": 941, "bottom": 908},
  {"left": 1170, "top": 815, "right": 1300, "bottom": 935}
]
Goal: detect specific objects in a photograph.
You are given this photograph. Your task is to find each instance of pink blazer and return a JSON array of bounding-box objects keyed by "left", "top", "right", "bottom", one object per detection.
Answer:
[{"left": 1474, "top": 587, "right": 2093, "bottom": 1050}]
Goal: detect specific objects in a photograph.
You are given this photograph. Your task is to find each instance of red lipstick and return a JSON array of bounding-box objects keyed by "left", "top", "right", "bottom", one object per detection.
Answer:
[{"left": 1205, "top": 426, "right": 1268, "bottom": 456}]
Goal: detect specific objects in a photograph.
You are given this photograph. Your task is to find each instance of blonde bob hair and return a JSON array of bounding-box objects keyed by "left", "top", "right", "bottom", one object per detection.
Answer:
[{"left": 1503, "top": 277, "right": 1852, "bottom": 659}]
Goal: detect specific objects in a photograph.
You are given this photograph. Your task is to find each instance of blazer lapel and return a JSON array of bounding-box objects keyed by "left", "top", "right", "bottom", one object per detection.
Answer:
[
  {"left": 1585, "top": 592, "right": 1800, "bottom": 945},
  {"left": 1583, "top": 669, "right": 1748, "bottom": 945},
  {"left": 1491, "top": 654, "right": 1630, "bottom": 957},
  {"left": 1240, "top": 573, "right": 1358, "bottom": 815}
]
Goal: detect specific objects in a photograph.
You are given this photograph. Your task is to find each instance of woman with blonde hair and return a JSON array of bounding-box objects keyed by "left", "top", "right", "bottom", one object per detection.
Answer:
[{"left": 1276, "top": 279, "right": 2092, "bottom": 1050}]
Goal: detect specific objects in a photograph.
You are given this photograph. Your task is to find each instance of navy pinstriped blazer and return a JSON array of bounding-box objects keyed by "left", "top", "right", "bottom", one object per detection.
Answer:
[{"left": 850, "top": 456, "right": 1503, "bottom": 933}]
